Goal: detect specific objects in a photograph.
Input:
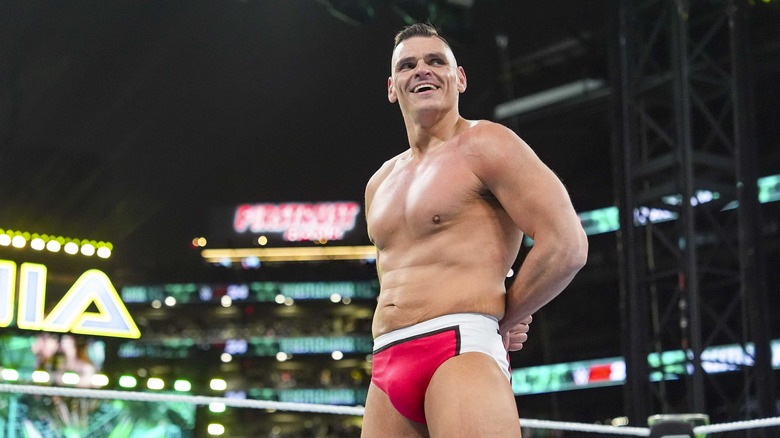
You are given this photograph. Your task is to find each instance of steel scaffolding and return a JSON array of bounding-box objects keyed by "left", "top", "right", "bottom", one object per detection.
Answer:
[{"left": 613, "top": 0, "right": 774, "bottom": 427}]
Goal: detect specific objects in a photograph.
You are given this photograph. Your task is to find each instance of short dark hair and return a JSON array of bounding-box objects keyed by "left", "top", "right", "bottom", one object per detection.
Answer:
[{"left": 393, "top": 23, "right": 451, "bottom": 49}]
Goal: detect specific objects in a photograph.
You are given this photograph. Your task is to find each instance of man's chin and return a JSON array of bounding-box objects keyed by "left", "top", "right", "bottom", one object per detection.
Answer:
[{"left": 407, "top": 100, "right": 445, "bottom": 112}]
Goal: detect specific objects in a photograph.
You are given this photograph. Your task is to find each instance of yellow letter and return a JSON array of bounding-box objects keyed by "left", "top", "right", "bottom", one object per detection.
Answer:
[
  {"left": 43, "top": 269, "right": 140, "bottom": 339},
  {"left": 17, "top": 263, "right": 47, "bottom": 330},
  {"left": 0, "top": 260, "right": 16, "bottom": 327}
]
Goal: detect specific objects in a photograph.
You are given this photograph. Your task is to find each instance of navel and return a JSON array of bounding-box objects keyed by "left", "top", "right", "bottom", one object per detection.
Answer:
[{"left": 432, "top": 214, "right": 441, "bottom": 224}]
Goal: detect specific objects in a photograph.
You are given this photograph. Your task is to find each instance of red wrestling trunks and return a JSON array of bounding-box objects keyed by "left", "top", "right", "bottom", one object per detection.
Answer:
[{"left": 370, "top": 313, "right": 511, "bottom": 424}]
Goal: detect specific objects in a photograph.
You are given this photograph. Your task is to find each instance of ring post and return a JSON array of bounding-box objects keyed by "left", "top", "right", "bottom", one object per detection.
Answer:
[{"left": 648, "top": 414, "right": 710, "bottom": 438}]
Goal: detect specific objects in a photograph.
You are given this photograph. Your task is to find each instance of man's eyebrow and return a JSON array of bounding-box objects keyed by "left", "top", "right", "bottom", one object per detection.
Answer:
[
  {"left": 394, "top": 52, "right": 448, "bottom": 70},
  {"left": 425, "top": 51, "right": 447, "bottom": 59},
  {"left": 394, "top": 56, "right": 416, "bottom": 69}
]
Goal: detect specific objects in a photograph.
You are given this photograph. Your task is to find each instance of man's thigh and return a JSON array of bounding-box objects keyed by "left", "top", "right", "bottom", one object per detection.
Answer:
[
  {"left": 424, "top": 352, "right": 521, "bottom": 437},
  {"left": 361, "top": 382, "right": 430, "bottom": 438}
]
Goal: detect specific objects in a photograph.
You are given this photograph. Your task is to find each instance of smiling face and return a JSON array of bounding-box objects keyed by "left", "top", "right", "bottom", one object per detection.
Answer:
[{"left": 388, "top": 36, "right": 467, "bottom": 119}]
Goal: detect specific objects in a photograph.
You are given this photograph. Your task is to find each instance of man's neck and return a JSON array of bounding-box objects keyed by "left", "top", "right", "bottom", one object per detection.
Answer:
[{"left": 404, "top": 108, "right": 463, "bottom": 155}]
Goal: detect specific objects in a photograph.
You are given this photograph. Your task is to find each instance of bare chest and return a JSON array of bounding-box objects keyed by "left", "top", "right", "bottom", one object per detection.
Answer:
[{"left": 367, "top": 154, "right": 484, "bottom": 247}]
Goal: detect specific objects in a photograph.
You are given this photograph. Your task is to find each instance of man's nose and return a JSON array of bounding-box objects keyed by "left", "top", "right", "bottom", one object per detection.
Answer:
[{"left": 414, "top": 63, "right": 433, "bottom": 77}]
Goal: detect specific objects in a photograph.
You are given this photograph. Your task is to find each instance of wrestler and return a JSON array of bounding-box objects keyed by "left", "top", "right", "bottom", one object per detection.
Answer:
[{"left": 361, "top": 23, "right": 588, "bottom": 437}]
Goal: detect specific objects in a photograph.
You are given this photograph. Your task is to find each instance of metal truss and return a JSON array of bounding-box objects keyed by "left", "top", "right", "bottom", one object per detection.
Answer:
[{"left": 613, "top": 0, "right": 774, "bottom": 426}]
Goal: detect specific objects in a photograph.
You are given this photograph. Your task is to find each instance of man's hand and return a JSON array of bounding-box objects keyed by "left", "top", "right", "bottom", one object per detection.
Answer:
[{"left": 501, "top": 315, "right": 532, "bottom": 351}]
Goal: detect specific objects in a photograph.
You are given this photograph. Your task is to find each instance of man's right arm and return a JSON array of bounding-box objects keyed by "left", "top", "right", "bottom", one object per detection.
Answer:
[
  {"left": 364, "top": 156, "right": 399, "bottom": 285},
  {"left": 463, "top": 122, "right": 588, "bottom": 335}
]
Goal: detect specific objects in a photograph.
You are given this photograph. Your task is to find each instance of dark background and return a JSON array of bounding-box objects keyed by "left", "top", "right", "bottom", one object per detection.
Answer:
[{"left": 0, "top": 0, "right": 621, "bottom": 275}]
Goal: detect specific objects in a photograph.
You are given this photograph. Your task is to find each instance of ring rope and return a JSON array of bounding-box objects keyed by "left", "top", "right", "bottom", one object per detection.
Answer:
[
  {"left": 517, "top": 418, "right": 649, "bottom": 436},
  {"left": 0, "top": 383, "right": 365, "bottom": 416},
  {"left": 3, "top": 384, "right": 779, "bottom": 435},
  {"left": 0, "top": 384, "right": 649, "bottom": 435},
  {"left": 694, "top": 417, "right": 780, "bottom": 435}
]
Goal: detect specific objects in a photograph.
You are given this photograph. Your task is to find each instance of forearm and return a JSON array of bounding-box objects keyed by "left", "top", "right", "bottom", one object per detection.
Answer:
[{"left": 500, "top": 233, "right": 587, "bottom": 331}]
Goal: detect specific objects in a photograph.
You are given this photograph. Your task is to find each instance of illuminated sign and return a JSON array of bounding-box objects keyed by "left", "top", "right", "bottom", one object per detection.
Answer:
[
  {"left": 248, "top": 388, "right": 368, "bottom": 406},
  {"left": 0, "top": 260, "right": 140, "bottom": 339},
  {"left": 512, "top": 339, "right": 780, "bottom": 395},
  {"left": 121, "top": 280, "right": 379, "bottom": 303},
  {"left": 233, "top": 202, "right": 361, "bottom": 242},
  {"left": 117, "top": 335, "right": 374, "bottom": 358}
]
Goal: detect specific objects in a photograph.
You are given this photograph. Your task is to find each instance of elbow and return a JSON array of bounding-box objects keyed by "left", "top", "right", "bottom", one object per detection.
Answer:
[
  {"left": 532, "top": 223, "right": 589, "bottom": 274},
  {"left": 564, "top": 227, "right": 589, "bottom": 273},
  {"left": 574, "top": 228, "right": 589, "bottom": 270}
]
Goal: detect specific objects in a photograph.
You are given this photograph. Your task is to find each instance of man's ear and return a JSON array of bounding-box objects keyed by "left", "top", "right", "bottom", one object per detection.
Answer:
[
  {"left": 456, "top": 66, "right": 467, "bottom": 93},
  {"left": 388, "top": 77, "right": 398, "bottom": 103}
]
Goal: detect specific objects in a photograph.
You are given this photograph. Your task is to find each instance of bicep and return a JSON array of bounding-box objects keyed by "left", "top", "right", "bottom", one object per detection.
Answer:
[
  {"left": 471, "top": 129, "right": 579, "bottom": 239},
  {"left": 364, "top": 157, "right": 397, "bottom": 241}
]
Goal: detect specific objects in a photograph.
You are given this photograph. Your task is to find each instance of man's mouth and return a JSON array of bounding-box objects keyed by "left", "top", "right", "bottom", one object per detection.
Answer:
[{"left": 412, "top": 84, "right": 439, "bottom": 93}]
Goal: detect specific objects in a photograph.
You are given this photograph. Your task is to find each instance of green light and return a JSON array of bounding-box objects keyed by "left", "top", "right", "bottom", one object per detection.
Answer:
[
  {"left": 118, "top": 375, "right": 137, "bottom": 388},
  {"left": 11, "top": 235, "right": 26, "bottom": 248},
  {"left": 207, "top": 423, "right": 225, "bottom": 436},
  {"left": 147, "top": 377, "right": 165, "bottom": 390},
  {"left": 758, "top": 175, "right": 780, "bottom": 203},
  {"left": 0, "top": 369, "right": 19, "bottom": 381},
  {"left": 0, "top": 227, "right": 113, "bottom": 258},
  {"left": 578, "top": 206, "right": 619, "bottom": 235},
  {"left": 91, "top": 374, "right": 109, "bottom": 387},
  {"left": 174, "top": 379, "right": 192, "bottom": 392},
  {"left": 209, "top": 402, "right": 226, "bottom": 413},
  {"left": 210, "top": 379, "right": 227, "bottom": 391},
  {"left": 30, "top": 237, "right": 45, "bottom": 250},
  {"left": 61, "top": 372, "right": 80, "bottom": 385},
  {"left": 31, "top": 370, "right": 51, "bottom": 383}
]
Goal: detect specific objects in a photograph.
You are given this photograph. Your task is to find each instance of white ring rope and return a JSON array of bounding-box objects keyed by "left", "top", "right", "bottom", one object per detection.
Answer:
[
  {"left": 0, "top": 383, "right": 365, "bottom": 416},
  {"left": 0, "top": 384, "right": 649, "bottom": 435},
  {"left": 694, "top": 416, "right": 780, "bottom": 435},
  {"left": 2, "top": 384, "right": 779, "bottom": 435},
  {"left": 517, "top": 418, "right": 650, "bottom": 436}
]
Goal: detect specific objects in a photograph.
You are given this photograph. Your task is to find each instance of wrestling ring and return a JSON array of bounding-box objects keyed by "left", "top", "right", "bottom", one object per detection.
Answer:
[{"left": 2, "top": 383, "right": 779, "bottom": 436}]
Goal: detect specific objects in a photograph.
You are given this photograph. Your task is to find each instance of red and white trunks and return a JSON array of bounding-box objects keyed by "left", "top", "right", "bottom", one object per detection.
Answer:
[{"left": 370, "top": 313, "right": 511, "bottom": 424}]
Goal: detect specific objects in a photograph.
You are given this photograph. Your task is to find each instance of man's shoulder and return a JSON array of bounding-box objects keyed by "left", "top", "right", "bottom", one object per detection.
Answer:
[
  {"left": 366, "top": 150, "right": 408, "bottom": 192},
  {"left": 461, "top": 119, "right": 514, "bottom": 140},
  {"left": 458, "top": 119, "right": 524, "bottom": 157},
  {"left": 374, "top": 150, "right": 407, "bottom": 175},
  {"left": 455, "top": 119, "right": 539, "bottom": 182}
]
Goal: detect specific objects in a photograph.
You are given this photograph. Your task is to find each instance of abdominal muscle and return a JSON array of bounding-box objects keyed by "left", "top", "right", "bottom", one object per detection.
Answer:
[{"left": 371, "top": 238, "right": 512, "bottom": 338}]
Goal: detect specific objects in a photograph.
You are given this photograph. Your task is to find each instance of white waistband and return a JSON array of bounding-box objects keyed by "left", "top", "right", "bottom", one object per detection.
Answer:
[{"left": 373, "top": 313, "right": 499, "bottom": 351}]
